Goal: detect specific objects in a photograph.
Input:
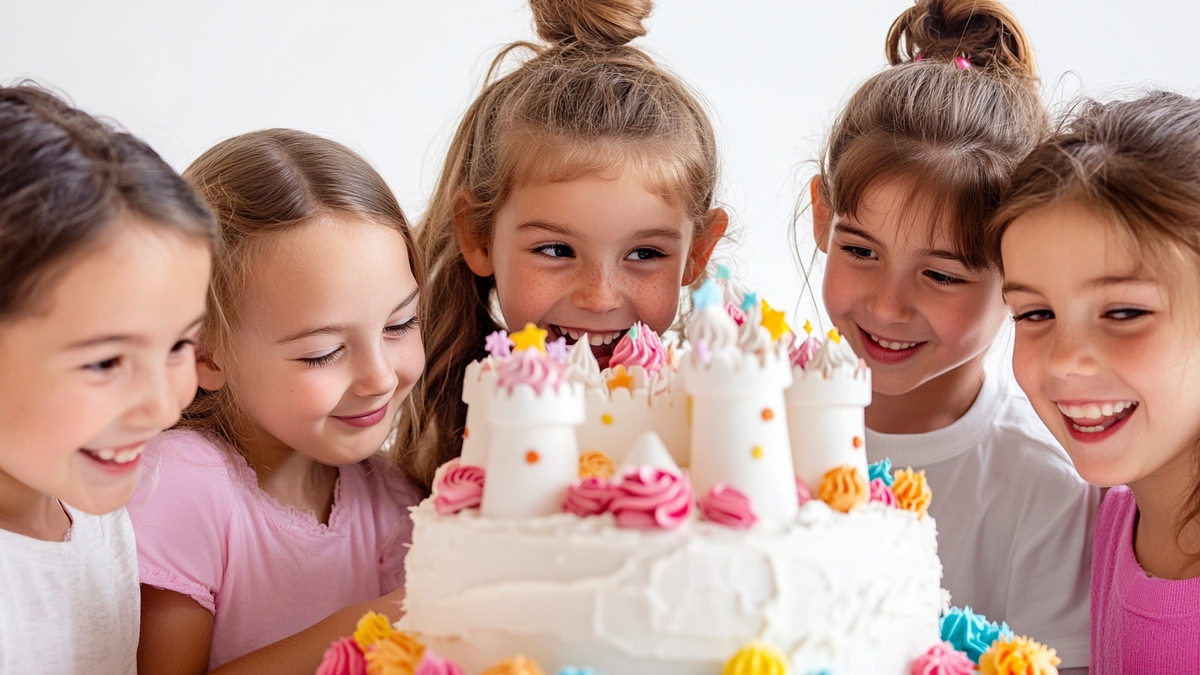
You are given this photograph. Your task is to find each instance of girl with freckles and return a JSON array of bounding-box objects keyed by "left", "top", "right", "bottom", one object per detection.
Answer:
[
  {"left": 807, "top": 0, "right": 1098, "bottom": 669},
  {"left": 992, "top": 92, "right": 1200, "bottom": 674},
  {"left": 128, "top": 129, "right": 425, "bottom": 675},
  {"left": 402, "top": 0, "right": 728, "bottom": 490}
]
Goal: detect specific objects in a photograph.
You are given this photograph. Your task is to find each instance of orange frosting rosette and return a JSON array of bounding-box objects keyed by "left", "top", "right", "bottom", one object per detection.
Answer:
[
  {"left": 365, "top": 631, "right": 425, "bottom": 675},
  {"left": 578, "top": 450, "right": 615, "bottom": 479},
  {"left": 892, "top": 468, "right": 932, "bottom": 518},
  {"left": 817, "top": 465, "right": 868, "bottom": 513},
  {"left": 481, "top": 655, "right": 545, "bottom": 675},
  {"left": 978, "top": 635, "right": 1061, "bottom": 675}
]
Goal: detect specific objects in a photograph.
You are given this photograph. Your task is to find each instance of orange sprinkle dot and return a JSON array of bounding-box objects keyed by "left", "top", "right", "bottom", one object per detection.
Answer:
[
  {"left": 525, "top": 450, "right": 539, "bottom": 464},
  {"left": 462, "top": 427, "right": 470, "bottom": 439},
  {"left": 601, "top": 413, "right": 614, "bottom": 425},
  {"left": 761, "top": 408, "right": 774, "bottom": 421},
  {"left": 751, "top": 445, "right": 764, "bottom": 460},
  {"left": 852, "top": 436, "right": 864, "bottom": 449}
]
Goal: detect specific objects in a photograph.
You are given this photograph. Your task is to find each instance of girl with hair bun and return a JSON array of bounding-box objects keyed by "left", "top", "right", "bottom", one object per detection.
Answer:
[
  {"left": 807, "top": 1, "right": 1097, "bottom": 669},
  {"left": 402, "top": 0, "right": 728, "bottom": 490},
  {"left": 993, "top": 91, "right": 1200, "bottom": 674}
]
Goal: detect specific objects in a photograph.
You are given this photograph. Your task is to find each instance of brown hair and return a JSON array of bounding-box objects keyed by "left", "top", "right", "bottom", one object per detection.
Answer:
[
  {"left": 813, "top": 0, "right": 1046, "bottom": 270},
  {"left": 180, "top": 128, "right": 423, "bottom": 459},
  {"left": 402, "top": 0, "right": 720, "bottom": 489},
  {"left": 988, "top": 92, "right": 1200, "bottom": 543},
  {"left": 0, "top": 83, "right": 216, "bottom": 323}
]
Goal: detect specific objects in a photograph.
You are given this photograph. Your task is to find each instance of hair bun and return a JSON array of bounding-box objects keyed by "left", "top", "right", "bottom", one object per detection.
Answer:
[
  {"left": 530, "top": 0, "right": 652, "bottom": 49},
  {"left": 886, "top": 0, "right": 1036, "bottom": 79}
]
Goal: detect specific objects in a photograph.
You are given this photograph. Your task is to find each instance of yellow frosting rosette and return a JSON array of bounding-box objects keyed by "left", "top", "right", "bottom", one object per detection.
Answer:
[
  {"left": 817, "top": 465, "right": 868, "bottom": 513},
  {"left": 365, "top": 631, "right": 425, "bottom": 675},
  {"left": 892, "top": 468, "right": 932, "bottom": 518},
  {"left": 723, "top": 641, "right": 788, "bottom": 675},
  {"left": 578, "top": 450, "right": 615, "bottom": 479},
  {"left": 481, "top": 655, "right": 545, "bottom": 675},
  {"left": 978, "top": 635, "right": 1061, "bottom": 675},
  {"left": 353, "top": 611, "right": 395, "bottom": 651}
]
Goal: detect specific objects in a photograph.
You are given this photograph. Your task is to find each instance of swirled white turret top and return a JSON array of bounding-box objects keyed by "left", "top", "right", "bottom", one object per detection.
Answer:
[
  {"left": 565, "top": 334, "right": 604, "bottom": 390},
  {"left": 805, "top": 330, "right": 866, "bottom": 379}
]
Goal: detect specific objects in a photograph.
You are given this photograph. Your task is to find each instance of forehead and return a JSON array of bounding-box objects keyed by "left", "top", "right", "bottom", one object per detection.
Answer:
[
  {"left": 1001, "top": 200, "right": 1140, "bottom": 287},
  {"left": 840, "top": 179, "right": 952, "bottom": 251},
  {"left": 501, "top": 169, "right": 691, "bottom": 238}
]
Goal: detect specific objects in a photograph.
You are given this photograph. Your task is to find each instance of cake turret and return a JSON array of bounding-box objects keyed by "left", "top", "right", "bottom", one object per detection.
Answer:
[
  {"left": 480, "top": 324, "right": 585, "bottom": 519},
  {"left": 680, "top": 280, "right": 799, "bottom": 521},
  {"left": 785, "top": 326, "right": 872, "bottom": 492}
]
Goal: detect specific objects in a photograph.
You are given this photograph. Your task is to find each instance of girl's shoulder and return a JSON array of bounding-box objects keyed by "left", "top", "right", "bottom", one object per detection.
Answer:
[
  {"left": 348, "top": 455, "right": 426, "bottom": 512},
  {"left": 130, "top": 429, "right": 247, "bottom": 518}
]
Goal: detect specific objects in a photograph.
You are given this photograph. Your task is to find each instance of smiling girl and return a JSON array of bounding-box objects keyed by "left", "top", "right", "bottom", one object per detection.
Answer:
[
  {"left": 403, "top": 0, "right": 727, "bottom": 488},
  {"left": 808, "top": 0, "right": 1098, "bottom": 668},
  {"left": 127, "top": 129, "right": 425, "bottom": 674},
  {"left": 993, "top": 92, "right": 1200, "bottom": 674},
  {"left": 0, "top": 84, "right": 216, "bottom": 674}
]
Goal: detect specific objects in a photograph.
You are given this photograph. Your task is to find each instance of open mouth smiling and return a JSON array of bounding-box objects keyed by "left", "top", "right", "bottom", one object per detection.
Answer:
[{"left": 548, "top": 324, "right": 629, "bottom": 369}]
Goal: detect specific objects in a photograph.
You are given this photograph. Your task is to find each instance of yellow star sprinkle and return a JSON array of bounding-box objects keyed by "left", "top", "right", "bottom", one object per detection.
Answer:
[
  {"left": 606, "top": 365, "right": 635, "bottom": 393},
  {"left": 803, "top": 319, "right": 813, "bottom": 335},
  {"left": 759, "top": 300, "right": 790, "bottom": 342},
  {"left": 510, "top": 323, "right": 548, "bottom": 353},
  {"left": 827, "top": 328, "right": 842, "bottom": 344}
]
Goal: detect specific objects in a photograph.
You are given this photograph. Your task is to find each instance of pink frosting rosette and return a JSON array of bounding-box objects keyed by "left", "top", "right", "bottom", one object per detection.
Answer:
[
  {"left": 495, "top": 348, "right": 566, "bottom": 394},
  {"left": 795, "top": 476, "right": 812, "bottom": 506},
  {"left": 610, "top": 466, "right": 693, "bottom": 529},
  {"left": 869, "top": 477, "right": 898, "bottom": 507},
  {"left": 910, "top": 641, "right": 976, "bottom": 675},
  {"left": 725, "top": 302, "right": 747, "bottom": 326},
  {"left": 790, "top": 335, "right": 821, "bottom": 369},
  {"left": 698, "top": 483, "right": 757, "bottom": 529},
  {"left": 415, "top": 652, "right": 465, "bottom": 675},
  {"left": 433, "top": 459, "right": 485, "bottom": 515},
  {"left": 316, "top": 637, "right": 368, "bottom": 675},
  {"left": 609, "top": 322, "right": 667, "bottom": 377},
  {"left": 563, "top": 477, "right": 616, "bottom": 517}
]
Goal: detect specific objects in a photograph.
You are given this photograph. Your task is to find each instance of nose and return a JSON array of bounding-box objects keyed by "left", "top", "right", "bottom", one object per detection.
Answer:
[
  {"left": 572, "top": 261, "right": 623, "bottom": 315},
  {"left": 1045, "top": 322, "right": 1098, "bottom": 379},
  {"left": 353, "top": 344, "right": 400, "bottom": 399},
  {"left": 131, "top": 364, "right": 185, "bottom": 433},
  {"left": 863, "top": 272, "right": 916, "bottom": 325}
]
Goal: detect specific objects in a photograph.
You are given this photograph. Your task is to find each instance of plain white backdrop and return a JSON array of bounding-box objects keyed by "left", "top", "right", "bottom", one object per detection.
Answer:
[{"left": 1, "top": 0, "right": 1197, "bottom": 320}]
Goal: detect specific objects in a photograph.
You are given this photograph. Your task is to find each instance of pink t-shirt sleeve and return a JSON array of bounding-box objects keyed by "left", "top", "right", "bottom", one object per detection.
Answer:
[
  {"left": 365, "top": 459, "right": 425, "bottom": 593},
  {"left": 127, "top": 430, "right": 234, "bottom": 614}
]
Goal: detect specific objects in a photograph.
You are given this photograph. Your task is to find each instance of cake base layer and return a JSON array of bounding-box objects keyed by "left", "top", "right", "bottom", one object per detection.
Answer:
[{"left": 400, "top": 501, "right": 945, "bottom": 675}]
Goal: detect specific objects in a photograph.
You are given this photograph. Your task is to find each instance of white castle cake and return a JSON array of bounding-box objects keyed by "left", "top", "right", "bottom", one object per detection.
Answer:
[{"left": 397, "top": 279, "right": 948, "bottom": 675}]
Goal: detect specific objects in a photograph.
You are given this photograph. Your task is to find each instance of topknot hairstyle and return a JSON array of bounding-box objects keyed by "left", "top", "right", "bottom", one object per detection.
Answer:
[
  {"left": 814, "top": 0, "right": 1046, "bottom": 271},
  {"left": 403, "top": 0, "right": 719, "bottom": 490}
]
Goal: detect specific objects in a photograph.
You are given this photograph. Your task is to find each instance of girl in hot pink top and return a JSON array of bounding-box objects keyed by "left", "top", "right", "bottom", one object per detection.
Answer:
[
  {"left": 128, "top": 129, "right": 427, "bottom": 675},
  {"left": 992, "top": 92, "right": 1200, "bottom": 673}
]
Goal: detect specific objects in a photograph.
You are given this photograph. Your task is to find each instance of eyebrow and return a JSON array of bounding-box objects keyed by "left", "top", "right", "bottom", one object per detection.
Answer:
[
  {"left": 66, "top": 314, "right": 207, "bottom": 350},
  {"left": 515, "top": 220, "right": 574, "bottom": 237},
  {"left": 277, "top": 288, "right": 420, "bottom": 344},
  {"left": 516, "top": 221, "right": 683, "bottom": 243},
  {"left": 832, "top": 222, "right": 884, "bottom": 248},
  {"left": 1002, "top": 276, "right": 1155, "bottom": 296}
]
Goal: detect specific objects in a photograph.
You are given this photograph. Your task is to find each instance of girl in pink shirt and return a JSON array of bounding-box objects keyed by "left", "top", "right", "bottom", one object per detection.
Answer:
[
  {"left": 128, "top": 129, "right": 426, "bottom": 675},
  {"left": 992, "top": 92, "right": 1200, "bottom": 673}
]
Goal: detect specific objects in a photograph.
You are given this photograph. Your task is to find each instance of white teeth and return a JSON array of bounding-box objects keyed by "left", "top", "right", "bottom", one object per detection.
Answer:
[
  {"left": 566, "top": 329, "right": 580, "bottom": 340},
  {"left": 1056, "top": 401, "right": 1137, "bottom": 422},
  {"left": 84, "top": 444, "right": 144, "bottom": 464},
  {"left": 1101, "top": 403, "right": 1114, "bottom": 417},
  {"left": 590, "top": 334, "right": 604, "bottom": 346},
  {"left": 1114, "top": 402, "right": 1126, "bottom": 414},
  {"left": 1083, "top": 404, "right": 1101, "bottom": 418},
  {"left": 1072, "top": 423, "right": 1105, "bottom": 433},
  {"left": 602, "top": 333, "right": 614, "bottom": 345},
  {"left": 866, "top": 332, "right": 918, "bottom": 351},
  {"left": 97, "top": 449, "right": 115, "bottom": 461}
]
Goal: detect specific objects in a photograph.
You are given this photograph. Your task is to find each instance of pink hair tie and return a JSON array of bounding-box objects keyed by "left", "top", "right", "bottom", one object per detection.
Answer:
[
  {"left": 955, "top": 56, "right": 971, "bottom": 70},
  {"left": 914, "top": 53, "right": 924, "bottom": 61}
]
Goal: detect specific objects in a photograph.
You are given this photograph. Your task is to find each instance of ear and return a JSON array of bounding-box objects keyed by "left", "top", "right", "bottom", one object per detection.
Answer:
[
  {"left": 682, "top": 207, "right": 729, "bottom": 286},
  {"left": 453, "top": 189, "right": 494, "bottom": 278},
  {"left": 195, "top": 349, "right": 227, "bottom": 392},
  {"left": 810, "top": 176, "right": 833, "bottom": 253}
]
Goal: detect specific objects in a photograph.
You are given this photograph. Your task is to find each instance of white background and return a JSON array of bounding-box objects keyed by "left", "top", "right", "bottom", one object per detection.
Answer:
[{"left": 2, "top": 1, "right": 1197, "bottom": 321}]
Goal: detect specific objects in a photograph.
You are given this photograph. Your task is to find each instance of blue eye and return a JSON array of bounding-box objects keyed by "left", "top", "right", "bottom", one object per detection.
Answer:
[
  {"left": 1012, "top": 309, "right": 1053, "bottom": 323},
  {"left": 1105, "top": 308, "right": 1149, "bottom": 321},
  {"left": 534, "top": 243, "right": 574, "bottom": 258}
]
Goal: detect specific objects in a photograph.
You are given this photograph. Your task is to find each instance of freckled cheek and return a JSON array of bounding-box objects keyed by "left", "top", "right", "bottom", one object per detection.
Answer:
[
  {"left": 626, "top": 272, "right": 682, "bottom": 335},
  {"left": 820, "top": 261, "right": 859, "bottom": 323},
  {"left": 393, "top": 339, "right": 426, "bottom": 397},
  {"left": 496, "top": 264, "right": 560, "bottom": 326}
]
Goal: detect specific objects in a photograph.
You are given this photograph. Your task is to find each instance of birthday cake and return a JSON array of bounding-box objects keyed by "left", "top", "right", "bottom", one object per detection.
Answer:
[{"left": 388, "top": 276, "right": 955, "bottom": 675}]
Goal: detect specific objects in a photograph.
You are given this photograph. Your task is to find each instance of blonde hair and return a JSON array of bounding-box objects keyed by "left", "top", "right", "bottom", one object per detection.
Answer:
[
  {"left": 401, "top": 0, "right": 720, "bottom": 489},
  {"left": 989, "top": 92, "right": 1200, "bottom": 542},
  {"left": 814, "top": 0, "right": 1047, "bottom": 270},
  {"left": 180, "top": 129, "right": 423, "bottom": 461}
]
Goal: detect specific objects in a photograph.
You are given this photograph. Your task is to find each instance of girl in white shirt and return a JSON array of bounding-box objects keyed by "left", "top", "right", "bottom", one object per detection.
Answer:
[
  {"left": 0, "top": 84, "right": 216, "bottom": 674},
  {"left": 805, "top": 0, "right": 1100, "bottom": 670}
]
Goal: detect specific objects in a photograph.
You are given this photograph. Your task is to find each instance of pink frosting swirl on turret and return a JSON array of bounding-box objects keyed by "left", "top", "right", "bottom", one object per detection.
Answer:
[
  {"left": 495, "top": 348, "right": 566, "bottom": 394},
  {"left": 698, "top": 483, "right": 757, "bottom": 529},
  {"left": 796, "top": 476, "right": 812, "bottom": 506},
  {"left": 909, "top": 642, "right": 976, "bottom": 675},
  {"left": 432, "top": 459, "right": 485, "bottom": 515},
  {"left": 610, "top": 466, "right": 693, "bottom": 529},
  {"left": 790, "top": 335, "right": 821, "bottom": 369},
  {"left": 316, "top": 637, "right": 368, "bottom": 675},
  {"left": 869, "top": 477, "right": 898, "bottom": 507},
  {"left": 609, "top": 322, "right": 666, "bottom": 376},
  {"left": 563, "top": 477, "right": 616, "bottom": 517},
  {"left": 415, "top": 653, "right": 465, "bottom": 675}
]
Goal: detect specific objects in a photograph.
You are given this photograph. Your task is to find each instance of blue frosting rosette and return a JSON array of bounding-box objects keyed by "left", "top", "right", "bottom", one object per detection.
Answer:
[
  {"left": 940, "top": 606, "right": 1015, "bottom": 663},
  {"left": 867, "top": 458, "right": 895, "bottom": 487}
]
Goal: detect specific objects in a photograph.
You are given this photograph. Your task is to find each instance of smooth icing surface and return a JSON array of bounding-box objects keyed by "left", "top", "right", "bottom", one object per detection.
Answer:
[{"left": 400, "top": 500, "right": 944, "bottom": 675}]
